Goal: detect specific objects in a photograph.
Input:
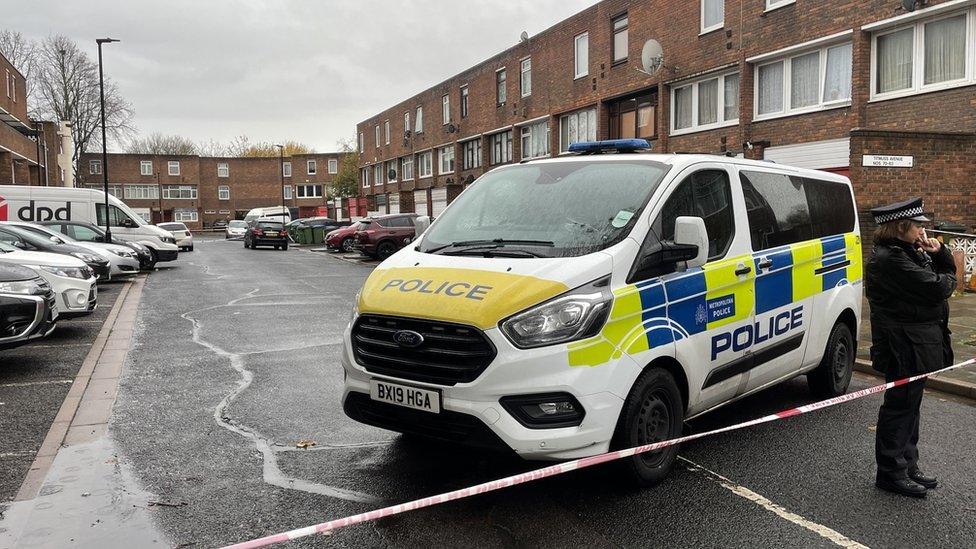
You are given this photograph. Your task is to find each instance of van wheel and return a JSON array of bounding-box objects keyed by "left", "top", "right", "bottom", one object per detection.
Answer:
[
  {"left": 281, "top": 243, "right": 288, "bottom": 251},
  {"left": 808, "top": 322, "right": 854, "bottom": 398},
  {"left": 148, "top": 248, "right": 158, "bottom": 267},
  {"left": 612, "top": 368, "right": 683, "bottom": 487},
  {"left": 376, "top": 241, "right": 396, "bottom": 260}
]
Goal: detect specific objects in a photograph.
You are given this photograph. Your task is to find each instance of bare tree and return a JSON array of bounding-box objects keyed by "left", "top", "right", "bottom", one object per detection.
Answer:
[
  {"left": 0, "top": 30, "right": 39, "bottom": 115},
  {"left": 224, "top": 134, "right": 314, "bottom": 157},
  {"left": 32, "top": 35, "right": 135, "bottom": 177},
  {"left": 196, "top": 138, "right": 227, "bottom": 157},
  {"left": 125, "top": 132, "right": 197, "bottom": 155}
]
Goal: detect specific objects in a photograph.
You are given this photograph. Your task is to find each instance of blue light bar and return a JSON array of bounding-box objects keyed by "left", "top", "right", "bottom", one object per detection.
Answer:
[{"left": 567, "top": 139, "right": 651, "bottom": 154}]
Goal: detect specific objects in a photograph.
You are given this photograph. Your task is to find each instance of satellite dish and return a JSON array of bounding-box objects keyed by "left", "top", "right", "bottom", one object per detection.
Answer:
[
  {"left": 447, "top": 123, "right": 457, "bottom": 133},
  {"left": 519, "top": 31, "right": 529, "bottom": 43},
  {"left": 641, "top": 39, "right": 665, "bottom": 76}
]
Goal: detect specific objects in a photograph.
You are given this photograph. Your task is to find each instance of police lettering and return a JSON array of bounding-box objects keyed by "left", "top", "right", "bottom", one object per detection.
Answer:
[
  {"left": 17, "top": 201, "right": 72, "bottom": 222},
  {"left": 381, "top": 278, "right": 493, "bottom": 301},
  {"left": 710, "top": 306, "right": 803, "bottom": 361}
]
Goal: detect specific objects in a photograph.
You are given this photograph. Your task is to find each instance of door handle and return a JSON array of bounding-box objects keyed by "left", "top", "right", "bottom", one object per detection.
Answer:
[
  {"left": 734, "top": 264, "right": 752, "bottom": 276},
  {"left": 758, "top": 259, "right": 773, "bottom": 270}
]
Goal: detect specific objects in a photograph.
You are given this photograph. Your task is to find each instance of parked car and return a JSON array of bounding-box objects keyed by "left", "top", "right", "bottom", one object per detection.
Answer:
[
  {"left": 39, "top": 221, "right": 156, "bottom": 270},
  {"left": 244, "top": 218, "right": 289, "bottom": 250},
  {"left": 0, "top": 263, "right": 57, "bottom": 350},
  {"left": 325, "top": 221, "right": 363, "bottom": 252},
  {"left": 244, "top": 206, "right": 291, "bottom": 224},
  {"left": 355, "top": 214, "right": 419, "bottom": 260},
  {"left": 158, "top": 222, "right": 194, "bottom": 251},
  {"left": 225, "top": 220, "right": 247, "bottom": 240},
  {"left": 0, "top": 225, "right": 110, "bottom": 281},
  {"left": 212, "top": 219, "right": 229, "bottom": 230},
  {"left": 0, "top": 240, "right": 97, "bottom": 318},
  {"left": 4, "top": 221, "right": 140, "bottom": 279}
]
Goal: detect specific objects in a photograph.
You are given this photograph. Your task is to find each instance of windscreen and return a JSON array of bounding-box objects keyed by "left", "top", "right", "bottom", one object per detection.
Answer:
[
  {"left": 228, "top": 221, "right": 246, "bottom": 228},
  {"left": 420, "top": 160, "right": 670, "bottom": 257}
]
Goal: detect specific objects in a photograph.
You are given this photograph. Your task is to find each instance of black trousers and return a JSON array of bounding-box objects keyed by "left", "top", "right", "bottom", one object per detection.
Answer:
[{"left": 875, "top": 376, "right": 926, "bottom": 479}]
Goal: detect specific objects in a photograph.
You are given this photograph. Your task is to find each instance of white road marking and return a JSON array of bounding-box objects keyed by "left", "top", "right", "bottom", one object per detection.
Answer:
[
  {"left": 0, "top": 379, "right": 74, "bottom": 388},
  {"left": 680, "top": 457, "right": 869, "bottom": 548}
]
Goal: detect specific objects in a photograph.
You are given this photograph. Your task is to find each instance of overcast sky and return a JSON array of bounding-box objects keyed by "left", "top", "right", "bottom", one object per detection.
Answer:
[{"left": 9, "top": 0, "right": 598, "bottom": 152}]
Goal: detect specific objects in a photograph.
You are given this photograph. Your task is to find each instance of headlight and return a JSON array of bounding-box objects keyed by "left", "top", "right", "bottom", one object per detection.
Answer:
[
  {"left": 71, "top": 252, "right": 102, "bottom": 263},
  {"left": 162, "top": 236, "right": 176, "bottom": 244},
  {"left": 26, "top": 264, "right": 90, "bottom": 280},
  {"left": 110, "top": 249, "right": 136, "bottom": 258},
  {"left": 500, "top": 276, "right": 612, "bottom": 349},
  {"left": 0, "top": 279, "right": 44, "bottom": 295}
]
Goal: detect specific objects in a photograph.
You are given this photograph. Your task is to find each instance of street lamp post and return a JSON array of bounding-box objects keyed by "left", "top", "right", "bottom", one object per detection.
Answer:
[
  {"left": 274, "top": 144, "right": 285, "bottom": 219},
  {"left": 96, "top": 37, "right": 119, "bottom": 241}
]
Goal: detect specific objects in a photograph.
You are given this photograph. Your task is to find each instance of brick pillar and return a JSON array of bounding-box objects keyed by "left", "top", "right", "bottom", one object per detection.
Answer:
[{"left": 399, "top": 190, "right": 415, "bottom": 213}]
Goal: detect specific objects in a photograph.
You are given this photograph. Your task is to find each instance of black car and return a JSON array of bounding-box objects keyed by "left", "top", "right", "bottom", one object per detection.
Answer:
[
  {"left": 0, "top": 225, "right": 111, "bottom": 280},
  {"left": 40, "top": 220, "right": 156, "bottom": 270},
  {"left": 244, "top": 219, "right": 289, "bottom": 250},
  {"left": 0, "top": 263, "right": 57, "bottom": 351}
]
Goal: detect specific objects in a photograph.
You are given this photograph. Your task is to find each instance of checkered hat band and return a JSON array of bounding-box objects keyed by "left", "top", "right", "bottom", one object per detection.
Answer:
[{"left": 875, "top": 206, "right": 923, "bottom": 224}]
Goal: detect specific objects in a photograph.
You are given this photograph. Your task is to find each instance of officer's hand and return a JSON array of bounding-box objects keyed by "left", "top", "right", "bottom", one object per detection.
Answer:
[{"left": 918, "top": 237, "right": 941, "bottom": 253}]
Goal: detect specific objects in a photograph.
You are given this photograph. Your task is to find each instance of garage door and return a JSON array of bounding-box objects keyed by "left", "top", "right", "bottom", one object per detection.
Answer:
[
  {"left": 431, "top": 187, "right": 448, "bottom": 217},
  {"left": 414, "top": 190, "right": 428, "bottom": 217},
  {"left": 763, "top": 138, "right": 850, "bottom": 170}
]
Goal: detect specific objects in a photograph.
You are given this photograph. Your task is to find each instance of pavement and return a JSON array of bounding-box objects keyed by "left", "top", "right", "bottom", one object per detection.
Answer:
[{"left": 2, "top": 236, "right": 975, "bottom": 548}]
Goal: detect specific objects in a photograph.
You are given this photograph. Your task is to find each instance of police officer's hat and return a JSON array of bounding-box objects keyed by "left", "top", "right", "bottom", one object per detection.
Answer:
[{"left": 870, "top": 197, "right": 930, "bottom": 225}]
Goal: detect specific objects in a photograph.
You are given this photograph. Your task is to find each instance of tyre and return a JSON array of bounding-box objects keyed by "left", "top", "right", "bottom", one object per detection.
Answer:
[
  {"left": 808, "top": 322, "right": 854, "bottom": 398},
  {"left": 274, "top": 245, "right": 280, "bottom": 250},
  {"left": 612, "top": 368, "right": 684, "bottom": 487},
  {"left": 188, "top": 245, "right": 194, "bottom": 252},
  {"left": 376, "top": 241, "right": 397, "bottom": 260},
  {"left": 341, "top": 237, "right": 354, "bottom": 253},
  {"left": 281, "top": 243, "right": 288, "bottom": 251},
  {"left": 244, "top": 239, "right": 250, "bottom": 248},
  {"left": 148, "top": 248, "right": 158, "bottom": 267}
]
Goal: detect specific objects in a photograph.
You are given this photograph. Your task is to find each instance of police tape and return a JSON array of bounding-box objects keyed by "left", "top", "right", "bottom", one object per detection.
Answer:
[{"left": 224, "top": 357, "right": 976, "bottom": 549}]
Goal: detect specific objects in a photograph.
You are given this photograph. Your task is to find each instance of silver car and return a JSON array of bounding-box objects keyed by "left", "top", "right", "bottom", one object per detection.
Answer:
[
  {"left": 0, "top": 222, "right": 141, "bottom": 280},
  {"left": 158, "top": 222, "right": 194, "bottom": 251},
  {"left": 225, "top": 220, "right": 247, "bottom": 240}
]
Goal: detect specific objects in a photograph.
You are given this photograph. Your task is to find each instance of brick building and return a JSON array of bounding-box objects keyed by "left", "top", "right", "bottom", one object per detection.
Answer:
[
  {"left": 76, "top": 151, "right": 360, "bottom": 229},
  {"left": 356, "top": 0, "right": 976, "bottom": 235}
]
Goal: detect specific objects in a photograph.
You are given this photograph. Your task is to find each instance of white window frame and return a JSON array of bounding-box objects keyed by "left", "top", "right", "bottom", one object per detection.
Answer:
[
  {"left": 374, "top": 164, "right": 383, "bottom": 186},
  {"left": 613, "top": 13, "right": 629, "bottom": 62},
  {"left": 520, "top": 58, "right": 532, "bottom": 97},
  {"left": 404, "top": 112, "right": 410, "bottom": 133},
  {"left": 89, "top": 160, "right": 101, "bottom": 175},
  {"left": 384, "top": 120, "right": 390, "bottom": 145},
  {"left": 765, "top": 0, "right": 795, "bottom": 13},
  {"left": 559, "top": 107, "right": 598, "bottom": 153},
  {"left": 438, "top": 146, "right": 455, "bottom": 175},
  {"left": 519, "top": 120, "right": 550, "bottom": 160},
  {"left": 869, "top": 8, "right": 976, "bottom": 103},
  {"left": 574, "top": 33, "right": 589, "bottom": 79},
  {"left": 174, "top": 208, "right": 198, "bottom": 223},
  {"left": 218, "top": 185, "right": 230, "bottom": 200},
  {"left": 328, "top": 159, "right": 338, "bottom": 174},
  {"left": 417, "top": 151, "right": 433, "bottom": 179},
  {"left": 670, "top": 71, "right": 740, "bottom": 136},
  {"left": 358, "top": 132, "right": 364, "bottom": 152},
  {"left": 362, "top": 168, "right": 370, "bottom": 188},
  {"left": 386, "top": 160, "right": 398, "bottom": 183},
  {"left": 168, "top": 161, "right": 180, "bottom": 176},
  {"left": 415, "top": 106, "right": 424, "bottom": 133},
  {"left": 442, "top": 94, "right": 450, "bottom": 125},
  {"left": 753, "top": 41, "right": 854, "bottom": 122},
  {"left": 140, "top": 160, "right": 153, "bottom": 176},
  {"left": 296, "top": 185, "right": 323, "bottom": 199},
  {"left": 283, "top": 185, "right": 292, "bottom": 199},
  {"left": 401, "top": 155, "right": 414, "bottom": 181},
  {"left": 462, "top": 139, "right": 482, "bottom": 170},
  {"left": 217, "top": 162, "right": 229, "bottom": 178},
  {"left": 496, "top": 68, "right": 507, "bottom": 105},
  {"left": 283, "top": 161, "right": 292, "bottom": 177},
  {"left": 701, "top": 0, "right": 724, "bottom": 35},
  {"left": 162, "top": 185, "right": 197, "bottom": 200},
  {"left": 123, "top": 185, "right": 158, "bottom": 200},
  {"left": 460, "top": 85, "right": 469, "bottom": 117},
  {"left": 375, "top": 125, "right": 380, "bottom": 147},
  {"left": 307, "top": 160, "right": 317, "bottom": 175}
]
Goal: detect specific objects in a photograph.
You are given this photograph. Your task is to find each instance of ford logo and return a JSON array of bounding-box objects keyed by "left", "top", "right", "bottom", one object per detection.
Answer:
[{"left": 393, "top": 330, "right": 424, "bottom": 348}]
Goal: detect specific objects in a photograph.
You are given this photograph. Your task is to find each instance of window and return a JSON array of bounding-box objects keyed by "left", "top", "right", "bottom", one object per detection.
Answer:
[
  {"left": 374, "top": 163, "right": 384, "bottom": 186},
  {"left": 653, "top": 170, "right": 734, "bottom": 261},
  {"left": 873, "top": 11, "right": 973, "bottom": 99},
  {"left": 217, "top": 163, "right": 229, "bottom": 177},
  {"left": 96, "top": 203, "right": 136, "bottom": 228},
  {"left": 460, "top": 86, "right": 469, "bottom": 118},
  {"left": 438, "top": 146, "right": 455, "bottom": 174},
  {"left": 490, "top": 131, "right": 513, "bottom": 165},
  {"left": 328, "top": 159, "right": 338, "bottom": 174},
  {"left": 140, "top": 160, "right": 153, "bottom": 176},
  {"left": 415, "top": 106, "right": 424, "bottom": 133},
  {"left": 283, "top": 185, "right": 292, "bottom": 199},
  {"left": 359, "top": 132, "right": 364, "bottom": 152},
  {"left": 613, "top": 14, "right": 629, "bottom": 62},
  {"left": 520, "top": 58, "right": 532, "bottom": 97},
  {"left": 168, "top": 161, "right": 180, "bottom": 176},
  {"left": 756, "top": 42, "right": 852, "bottom": 119},
  {"left": 386, "top": 160, "right": 398, "bottom": 182},
  {"left": 496, "top": 69, "right": 507, "bottom": 105},
  {"left": 520, "top": 120, "right": 550, "bottom": 160},
  {"left": 296, "top": 185, "right": 323, "bottom": 198},
  {"left": 575, "top": 33, "right": 589, "bottom": 78},
  {"left": 462, "top": 139, "right": 482, "bottom": 170},
  {"left": 442, "top": 94, "right": 450, "bottom": 124},
  {"left": 701, "top": 1, "right": 723, "bottom": 34},
  {"left": 219, "top": 209, "right": 231, "bottom": 215},
  {"left": 384, "top": 120, "right": 390, "bottom": 145},
  {"left": 307, "top": 160, "right": 317, "bottom": 175},
  {"left": 283, "top": 161, "right": 292, "bottom": 177},
  {"left": 87, "top": 184, "right": 123, "bottom": 197},
  {"left": 174, "top": 208, "right": 198, "bottom": 223},
  {"left": 766, "top": 0, "right": 794, "bottom": 10},
  {"left": 559, "top": 108, "right": 597, "bottom": 153},
  {"left": 375, "top": 125, "right": 380, "bottom": 147},
  {"left": 162, "top": 185, "right": 197, "bottom": 199},
  {"left": 361, "top": 168, "right": 370, "bottom": 188},
  {"left": 418, "top": 151, "right": 433, "bottom": 178},
  {"left": 4, "top": 69, "right": 9, "bottom": 98},
  {"left": 123, "top": 185, "right": 159, "bottom": 200},
  {"left": 218, "top": 185, "right": 230, "bottom": 200},
  {"left": 740, "top": 170, "right": 854, "bottom": 250},
  {"left": 404, "top": 112, "right": 410, "bottom": 134},
  {"left": 89, "top": 160, "right": 102, "bottom": 175},
  {"left": 671, "top": 72, "right": 739, "bottom": 134},
  {"left": 401, "top": 155, "right": 414, "bottom": 180},
  {"left": 59, "top": 167, "right": 65, "bottom": 184}
]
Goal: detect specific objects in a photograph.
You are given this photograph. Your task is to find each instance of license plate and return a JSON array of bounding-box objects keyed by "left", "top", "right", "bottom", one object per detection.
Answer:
[{"left": 369, "top": 380, "right": 440, "bottom": 413}]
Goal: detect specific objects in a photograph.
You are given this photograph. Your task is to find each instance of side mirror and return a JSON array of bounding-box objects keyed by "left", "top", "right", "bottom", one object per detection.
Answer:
[
  {"left": 13, "top": 241, "right": 26, "bottom": 249},
  {"left": 120, "top": 218, "right": 136, "bottom": 228},
  {"left": 414, "top": 215, "right": 431, "bottom": 235},
  {"left": 49, "top": 235, "right": 65, "bottom": 244},
  {"left": 673, "top": 216, "right": 709, "bottom": 269}
]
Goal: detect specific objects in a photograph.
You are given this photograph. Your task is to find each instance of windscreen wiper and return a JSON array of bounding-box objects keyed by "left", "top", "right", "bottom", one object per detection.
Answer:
[
  {"left": 424, "top": 239, "right": 554, "bottom": 254},
  {"left": 441, "top": 246, "right": 547, "bottom": 258}
]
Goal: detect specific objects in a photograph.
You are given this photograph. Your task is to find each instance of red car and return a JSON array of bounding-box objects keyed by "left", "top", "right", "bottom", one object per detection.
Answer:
[
  {"left": 355, "top": 214, "right": 419, "bottom": 260},
  {"left": 325, "top": 221, "right": 363, "bottom": 252}
]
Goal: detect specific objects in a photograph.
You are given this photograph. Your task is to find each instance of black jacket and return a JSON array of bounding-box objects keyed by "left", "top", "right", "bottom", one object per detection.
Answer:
[{"left": 865, "top": 238, "right": 956, "bottom": 376}]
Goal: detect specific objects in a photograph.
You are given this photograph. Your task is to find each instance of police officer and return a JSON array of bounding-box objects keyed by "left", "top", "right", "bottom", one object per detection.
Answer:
[{"left": 865, "top": 197, "right": 956, "bottom": 498}]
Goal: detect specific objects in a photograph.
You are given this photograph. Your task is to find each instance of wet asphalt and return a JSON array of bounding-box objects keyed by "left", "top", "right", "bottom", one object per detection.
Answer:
[{"left": 100, "top": 236, "right": 976, "bottom": 547}]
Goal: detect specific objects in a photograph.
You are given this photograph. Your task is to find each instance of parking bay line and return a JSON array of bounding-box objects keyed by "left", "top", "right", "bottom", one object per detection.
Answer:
[
  {"left": 679, "top": 457, "right": 869, "bottom": 548},
  {"left": 0, "top": 379, "right": 74, "bottom": 389}
]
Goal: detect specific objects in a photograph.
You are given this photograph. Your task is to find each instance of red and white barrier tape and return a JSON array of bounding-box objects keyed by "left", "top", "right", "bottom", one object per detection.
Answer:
[{"left": 225, "top": 358, "right": 976, "bottom": 549}]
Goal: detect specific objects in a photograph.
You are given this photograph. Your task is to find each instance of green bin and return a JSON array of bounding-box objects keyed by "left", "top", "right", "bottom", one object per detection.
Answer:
[{"left": 312, "top": 226, "right": 327, "bottom": 244}]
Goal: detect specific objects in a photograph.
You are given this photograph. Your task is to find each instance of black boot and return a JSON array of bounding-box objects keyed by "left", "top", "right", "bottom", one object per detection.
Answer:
[
  {"left": 876, "top": 476, "right": 928, "bottom": 498},
  {"left": 908, "top": 469, "right": 938, "bottom": 490}
]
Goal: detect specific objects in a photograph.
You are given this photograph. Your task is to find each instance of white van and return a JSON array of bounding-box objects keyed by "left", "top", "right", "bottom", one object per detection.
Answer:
[
  {"left": 341, "top": 140, "right": 862, "bottom": 485},
  {"left": 244, "top": 206, "right": 291, "bottom": 224},
  {"left": 0, "top": 186, "right": 180, "bottom": 264}
]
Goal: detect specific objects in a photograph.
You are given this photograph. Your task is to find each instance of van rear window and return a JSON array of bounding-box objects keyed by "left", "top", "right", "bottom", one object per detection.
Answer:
[{"left": 258, "top": 222, "right": 284, "bottom": 230}]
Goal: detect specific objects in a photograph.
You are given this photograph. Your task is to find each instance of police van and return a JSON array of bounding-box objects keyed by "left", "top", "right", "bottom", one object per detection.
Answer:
[{"left": 341, "top": 140, "right": 861, "bottom": 484}]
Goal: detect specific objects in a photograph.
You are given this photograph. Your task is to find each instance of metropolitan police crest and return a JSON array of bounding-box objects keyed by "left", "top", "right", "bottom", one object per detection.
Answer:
[{"left": 695, "top": 303, "right": 708, "bottom": 326}]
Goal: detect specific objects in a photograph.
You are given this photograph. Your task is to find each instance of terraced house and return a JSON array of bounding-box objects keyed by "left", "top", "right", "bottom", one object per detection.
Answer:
[{"left": 356, "top": 0, "right": 976, "bottom": 235}]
